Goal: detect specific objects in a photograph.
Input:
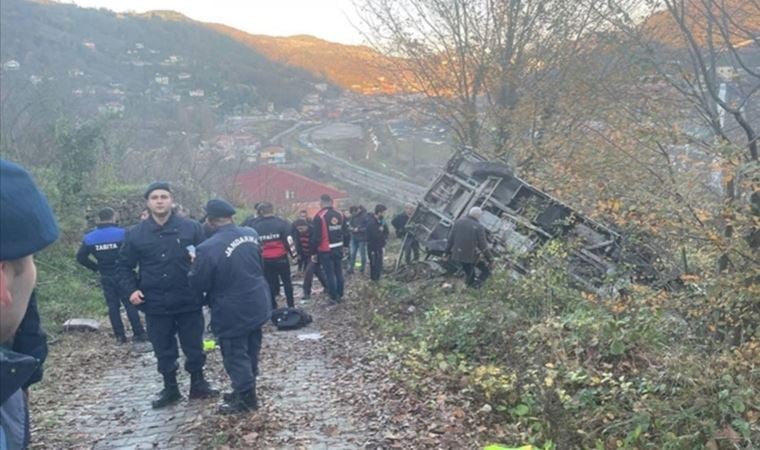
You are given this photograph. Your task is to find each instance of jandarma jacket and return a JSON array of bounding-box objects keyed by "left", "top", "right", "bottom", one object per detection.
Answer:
[{"left": 188, "top": 224, "right": 271, "bottom": 338}]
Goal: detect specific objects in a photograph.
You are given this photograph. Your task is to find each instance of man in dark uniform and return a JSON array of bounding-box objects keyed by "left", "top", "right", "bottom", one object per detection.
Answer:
[
  {"left": 391, "top": 203, "right": 420, "bottom": 264},
  {"left": 0, "top": 159, "right": 59, "bottom": 449},
  {"left": 391, "top": 203, "right": 420, "bottom": 265},
  {"left": 189, "top": 199, "right": 271, "bottom": 414},
  {"left": 117, "top": 182, "right": 218, "bottom": 409},
  {"left": 76, "top": 207, "right": 147, "bottom": 344},
  {"left": 347, "top": 205, "right": 369, "bottom": 275},
  {"left": 248, "top": 202, "right": 295, "bottom": 309},
  {"left": 445, "top": 207, "right": 493, "bottom": 288},
  {"left": 311, "top": 194, "right": 349, "bottom": 304},
  {"left": 292, "top": 210, "right": 311, "bottom": 273},
  {"left": 293, "top": 217, "right": 326, "bottom": 300},
  {"left": 366, "top": 204, "right": 389, "bottom": 282}
]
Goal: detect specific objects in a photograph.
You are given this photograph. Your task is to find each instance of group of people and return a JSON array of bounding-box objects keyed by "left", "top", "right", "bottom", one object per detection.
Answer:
[
  {"left": 73, "top": 183, "right": 420, "bottom": 418},
  {"left": 1, "top": 157, "right": 495, "bottom": 448}
]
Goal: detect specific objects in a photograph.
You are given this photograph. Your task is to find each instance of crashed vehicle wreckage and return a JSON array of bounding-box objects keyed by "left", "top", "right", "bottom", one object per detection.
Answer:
[{"left": 397, "top": 149, "right": 678, "bottom": 294}]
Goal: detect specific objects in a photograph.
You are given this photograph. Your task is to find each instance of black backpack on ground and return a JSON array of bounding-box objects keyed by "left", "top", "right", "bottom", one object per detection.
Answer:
[{"left": 270, "top": 307, "right": 313, "bottom": 331}]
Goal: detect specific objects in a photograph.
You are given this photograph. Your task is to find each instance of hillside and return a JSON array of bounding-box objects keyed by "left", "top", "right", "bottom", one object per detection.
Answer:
[
  {"left": 0, "top": 0, "right": 322, "bottom": 119},
  {"left": 205, "top": 24, "right": 405, "bottom": 95}
]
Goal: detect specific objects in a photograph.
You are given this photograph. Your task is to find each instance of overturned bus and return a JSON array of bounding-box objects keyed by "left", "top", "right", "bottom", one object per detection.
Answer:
[{"left": 397, "top": 149, "right": 677, "bottom": 293}]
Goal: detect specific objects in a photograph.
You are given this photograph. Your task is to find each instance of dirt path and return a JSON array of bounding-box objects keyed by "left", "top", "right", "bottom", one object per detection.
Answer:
[
  {"left": 30, "top": 291, "right": 382, "bottom": 449},
  {"left": 29, "top": 272, "right": 491, "bottom": 450}
]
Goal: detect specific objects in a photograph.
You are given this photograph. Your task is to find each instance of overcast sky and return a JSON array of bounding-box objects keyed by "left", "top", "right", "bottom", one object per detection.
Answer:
[{"left": 66, "top": 0, "right": 365, "bottom": 45}]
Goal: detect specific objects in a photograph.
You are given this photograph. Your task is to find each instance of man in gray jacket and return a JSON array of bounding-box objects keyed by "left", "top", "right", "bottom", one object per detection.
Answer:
[{"left": 445, "top": 207, "right": 493, "bottom": 288}]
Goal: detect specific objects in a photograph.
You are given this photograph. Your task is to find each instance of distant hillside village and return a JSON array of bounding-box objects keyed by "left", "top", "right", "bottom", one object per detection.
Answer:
[
  {"left": 0, "top": 0, "right": 453, "bottom": 205},
  {"left": 1, "top": 0, "right": 758, "bottom": 214}
]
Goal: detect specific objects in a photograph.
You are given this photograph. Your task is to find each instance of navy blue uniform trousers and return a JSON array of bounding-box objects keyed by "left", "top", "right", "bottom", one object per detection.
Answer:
[
  {"left": 368, "top": 247, "right": 384, "bottom": 281},
  {"left": 219, "top": 328, "right": 263, "bottom": 394},
  {"left": 101, "top": 276, "right": 144, "bottom": 339},
  {"left": 318, "top": 249, "right": 344, "bottom": 301},
  {"left": 145, "top": 310, "right": 206, "bottom": 375},
  {"left": 263, "top": 258, "right": 294, "bottom": 308}
]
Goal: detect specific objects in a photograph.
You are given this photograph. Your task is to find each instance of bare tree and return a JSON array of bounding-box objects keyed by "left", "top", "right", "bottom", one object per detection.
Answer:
[
  {"left": 603, "top": 0, "right": 759, "bottom": 160},
  {"left": 601, "top": 0, "right": 760, "bottom": 267},
  {"left": 355, "top": 0, "right": 623, "bottom": 161}
]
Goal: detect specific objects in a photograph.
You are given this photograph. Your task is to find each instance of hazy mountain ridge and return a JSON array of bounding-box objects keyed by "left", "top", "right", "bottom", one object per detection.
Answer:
[
  {"left": 205, "top": 23, "right": 405, "bottom": 94},
  {"left": 0, "top": 0, "right": 323, "bottom": 117}
]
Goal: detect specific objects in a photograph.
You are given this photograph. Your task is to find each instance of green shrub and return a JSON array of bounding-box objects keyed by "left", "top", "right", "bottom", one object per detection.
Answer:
[{"left": 362, "top": 244, "right": 759, "bottom": 449}]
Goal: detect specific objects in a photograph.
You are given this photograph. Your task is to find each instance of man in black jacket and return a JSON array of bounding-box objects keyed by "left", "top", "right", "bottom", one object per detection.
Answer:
[
  {"left": 117, "top": 182, "right": 218, "bottom": 409},
  {"left": 445, "top": 207, "right": 493, "bottom": 288},
  {"left": 76, "top": 207, "right": 146, "bottom": 344},
  {"left": 311, "top": 194, "right": 349, "bottom": 304},
  {"left": 292, "top": 217, "right": 326, "bottom": 300},
  {"left": 391, "top": 203, "right": 420, "bottom": 265},
  {"left": 292, "top": 210, "right": 310, "bottom": 272},
  {"left": 0, "top": 159, "right": 59, "bottom": 449},
  {"left": 366, "top": 204, "right": 389, "bottom": 282},
  {"left": 248, "top": 202, "right": 295, "bottom": 309},
  {"left": 188, "top": 199, "right": 271, "bottom": 414},
  {"left": 347, "top": 205, "right": 369, "bottom": 275}
]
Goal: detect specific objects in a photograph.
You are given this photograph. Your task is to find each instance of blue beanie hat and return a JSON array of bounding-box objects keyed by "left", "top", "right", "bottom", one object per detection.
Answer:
[
  {"left": 205, "top": 199, "right": 236, "bottom": 218},
  {"left": 0, "top": 160, "right": 60, "bottom": 260},
  {"left": 144, "top": 181, "right": 172, "bottom": 199}
]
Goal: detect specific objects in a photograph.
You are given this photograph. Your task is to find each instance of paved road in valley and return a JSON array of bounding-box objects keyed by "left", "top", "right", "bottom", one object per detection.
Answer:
[{"left": 277, "top": 122, "right": 427, "bottom": 204}]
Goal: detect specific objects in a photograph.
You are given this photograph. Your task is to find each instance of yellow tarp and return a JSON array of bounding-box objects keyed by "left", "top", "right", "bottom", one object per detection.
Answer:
[{"left": 483, "top": 445, "right": 536, "bottom": 450}]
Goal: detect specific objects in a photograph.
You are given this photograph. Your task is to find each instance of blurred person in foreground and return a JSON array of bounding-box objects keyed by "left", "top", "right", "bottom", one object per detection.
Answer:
[{"left": 0, "top": 159, "right": 59, "bottom": 449}]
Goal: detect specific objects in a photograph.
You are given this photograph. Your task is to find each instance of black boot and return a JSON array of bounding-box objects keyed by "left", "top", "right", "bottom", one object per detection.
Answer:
[
  {"left": 241, "top": 388, "right": 258, "bottom": 410},
  {"left": 152, "top": 372, "right": 181, "bottom": 409},
  {"left": 218, "top": 390, "right": 256, "bottom": 414},
  {"left": 188, "top": 371, "right": 219, "bottom": 399},
  {"left": 115, "top": 335, "right": 128, "bottom": 345}
]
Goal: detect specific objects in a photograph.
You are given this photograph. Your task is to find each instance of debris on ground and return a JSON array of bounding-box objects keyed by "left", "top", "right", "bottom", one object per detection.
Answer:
[{"left": 62, "top": 318, "right": 101, "bottom": 332}]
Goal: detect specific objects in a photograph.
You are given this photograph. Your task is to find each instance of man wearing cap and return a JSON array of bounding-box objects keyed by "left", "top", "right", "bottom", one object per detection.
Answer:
[
  {"left": 189, "top": 199, "right": 271, "bottom": 414},
  {"left": 1, "top": 159, "right": 59, "bottom": 449},
  {"left": 76, "top": 207, "right": 147, "bottom": 344},
  {"left": 311, "top": 194, "right": 350, "bottom": 304},
  {"left": 445, "top": 207, "right": 493, "bottom": 288},
  {"left": 117, "top": 182, "right": 218, "bottom": 409}
]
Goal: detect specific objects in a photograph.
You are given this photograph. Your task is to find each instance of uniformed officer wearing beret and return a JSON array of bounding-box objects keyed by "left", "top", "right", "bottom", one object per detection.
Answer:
[
  {"left": 1, "top": 159, "right": 59, "bottom": 449},
  {"left": 189, "top": 199, "right": 271, "bottom": 414},
  {"left": 117, "top": 182, "right": 218, "bottom": 409}
]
